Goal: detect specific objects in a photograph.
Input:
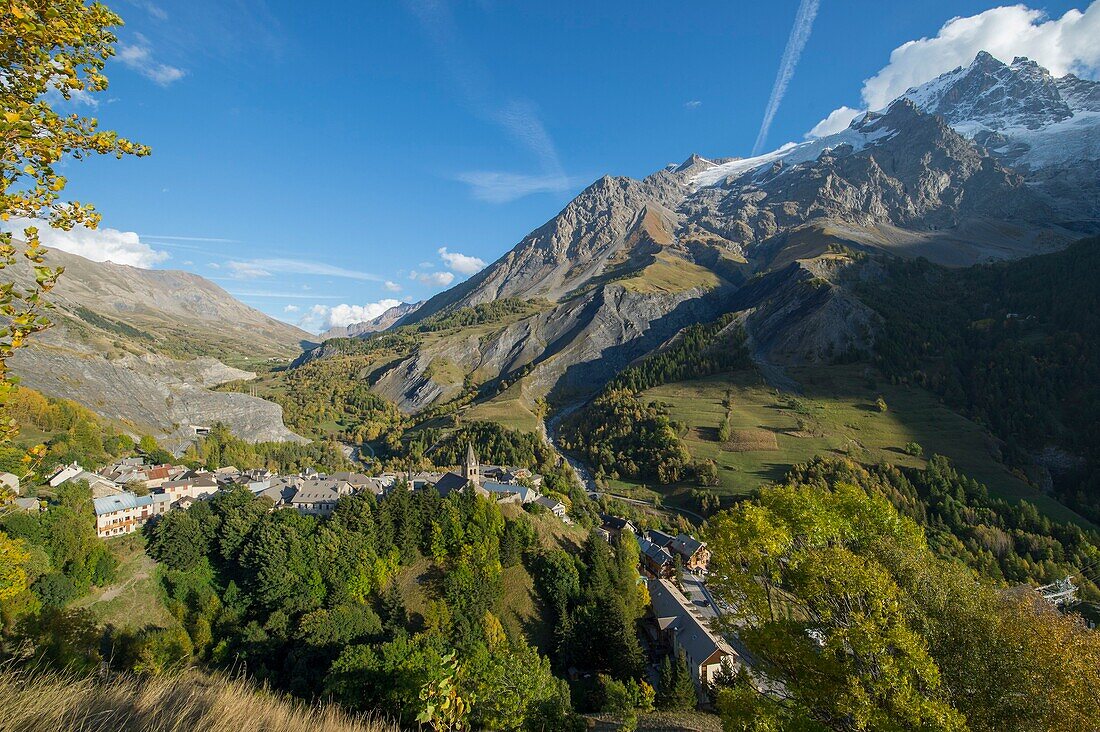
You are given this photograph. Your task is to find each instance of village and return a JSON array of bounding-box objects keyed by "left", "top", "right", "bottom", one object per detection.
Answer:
[{"left": 10, "top": 443, "right": 737, "bottom": 703}]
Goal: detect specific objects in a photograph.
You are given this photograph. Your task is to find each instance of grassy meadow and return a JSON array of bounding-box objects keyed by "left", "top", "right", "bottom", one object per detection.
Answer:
[{"left": 606, "top": 365, "right": 1088, "bottom": 525}]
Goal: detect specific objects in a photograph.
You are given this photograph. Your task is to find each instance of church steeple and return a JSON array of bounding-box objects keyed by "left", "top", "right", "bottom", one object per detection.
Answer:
[{"left": 464, "top": 443, "right": 480, "bottom": 486}]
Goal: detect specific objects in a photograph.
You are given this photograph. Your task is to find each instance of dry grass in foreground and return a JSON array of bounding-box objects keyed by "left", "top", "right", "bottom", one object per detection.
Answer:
[{"left": 0, "top": 664, "right": 397, "bottom": 732}]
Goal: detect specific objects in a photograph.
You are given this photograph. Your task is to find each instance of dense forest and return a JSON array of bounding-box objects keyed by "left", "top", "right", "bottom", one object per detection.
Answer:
[
  {"left": 221, "top": 358, "right": 409, "bottom": 445},
  {"left": 858, "top": 237, "right": 1100, "bottom": 522},
  {"left": 133, "top": 486, "right": 654, "bottom": 728},
  {"left": 606, "top": 314, "right": 749, "bottom": 394},
  {"left": 784, "top": 456, "right": 1100, "bottom": 601},
  {"left": 559, "top": 389, "right": 695, "bottom": 484},
  {"left": 1, "top": 480, "right": 118, "bottom": 613}
]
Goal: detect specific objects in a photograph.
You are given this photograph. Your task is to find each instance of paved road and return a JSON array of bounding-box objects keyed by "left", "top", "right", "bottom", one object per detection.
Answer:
[
  {"left": 679, "top": 572, "right": 720, "bottom": 619},
  {"left": 594, "top": 490, "right": 707, "bottom": 523},
  {"left": 545, "top": 409, "right": 708, "bottom": 524}
]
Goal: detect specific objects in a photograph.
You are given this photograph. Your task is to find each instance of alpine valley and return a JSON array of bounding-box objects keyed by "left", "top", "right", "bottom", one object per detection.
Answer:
[
  {"left": 6, "top": 7, "right": 1100, "bottom": 728},
  {"left": 14, "top": 52, "right": 1100, "bottom": 519}
]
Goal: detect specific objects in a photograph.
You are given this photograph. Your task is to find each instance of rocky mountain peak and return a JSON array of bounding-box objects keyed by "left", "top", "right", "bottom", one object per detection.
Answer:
[{"left": 902, "top": 50, "right": 1072, "bottom": 133}]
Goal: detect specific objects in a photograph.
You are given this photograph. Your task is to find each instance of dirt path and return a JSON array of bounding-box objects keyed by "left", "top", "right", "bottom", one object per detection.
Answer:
[{"left": 89, "top": 552, "right": 153, "bottom": 604}]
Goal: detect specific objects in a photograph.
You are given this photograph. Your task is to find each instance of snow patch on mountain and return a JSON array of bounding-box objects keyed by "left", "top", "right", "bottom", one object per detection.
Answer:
[{"left": 690, "top": 112, "right": 897, "bottom": 188}]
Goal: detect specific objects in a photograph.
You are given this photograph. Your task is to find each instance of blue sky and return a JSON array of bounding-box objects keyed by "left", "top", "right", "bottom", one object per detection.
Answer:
[{"left": 37, "top": 0, "right": 1099, "bottom": 332}]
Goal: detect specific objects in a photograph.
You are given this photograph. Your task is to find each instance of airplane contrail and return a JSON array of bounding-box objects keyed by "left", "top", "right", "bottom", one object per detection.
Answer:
[{"left": 752, "top": 0, "right": 821, "bottom": 155}]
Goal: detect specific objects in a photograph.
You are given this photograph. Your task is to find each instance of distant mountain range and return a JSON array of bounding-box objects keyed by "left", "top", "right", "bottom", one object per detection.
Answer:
[
  {"left": 319, "top": 301, "right": 422, "bottom": 340},
  {"left": 305, "top": 52, "right": 1097, "bottom": 416}
]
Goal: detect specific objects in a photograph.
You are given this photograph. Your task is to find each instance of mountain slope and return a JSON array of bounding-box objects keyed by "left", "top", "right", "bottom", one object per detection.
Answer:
[
  {"left": 15, "top": 247, "right": 311, "bottom": 362},
  {"left": 8, "top": 247, "right": 308, "bottom": 449},
  {"left": 294, "top": 52, "right": 1095, "bottom": 422}
]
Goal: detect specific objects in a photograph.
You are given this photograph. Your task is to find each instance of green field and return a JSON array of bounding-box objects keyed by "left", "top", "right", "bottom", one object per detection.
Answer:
[{"left": 608, "top": 365, "right": 1089, "bottom": 526}]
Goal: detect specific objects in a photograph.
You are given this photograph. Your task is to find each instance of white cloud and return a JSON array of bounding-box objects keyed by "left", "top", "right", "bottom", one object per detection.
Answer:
[
  {"left": 410, "top": 270, "right": 455, "bottom": 287},
  {"left": 753, "top": 0, "right": 821, "bottom": 154},
  {"left": 117, "top": 34, "right": 185, "bottom": 86},
  {"left": 328, "top": 301, "right": 403, "bottom": 327},
  {"left": 455, "top": 171, "right": 579, "bottom": 204},
  {"left": 283, "top": 304, "right": 299, "bottom": 313},
  {"left": 805, "top": 105, "right": 861, "bottom": 138},
  {"left": 809, "top": 3, "right": 1100, "bottom": 136},
  {"left": 684, "top": 100, "right": 702, "bottom": 109},
  {"left": 296, "top": 299, "right": 403, "bottom": 333},
  {"left": 226, "top": 260, "right": 273, "bottom": 279},
  {"left": 125, "top": 0, "right": 168, "bottom": 21},
  {"left": 384, "top": 280, "right": 402, "bottom": 292},
  {"left": 438, "top": 246, "right": 486, "bottom": 275},
  {"left": 2, "top": 218, "right": 169, "bottom": 268},
  {"left": 224, "top": 257, "right": 382, "bottom": 281}
]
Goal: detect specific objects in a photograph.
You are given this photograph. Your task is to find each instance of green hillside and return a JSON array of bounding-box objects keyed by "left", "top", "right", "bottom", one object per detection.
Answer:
[{"left": 610, "top": 365, "right": 1086, "bottom": 525}]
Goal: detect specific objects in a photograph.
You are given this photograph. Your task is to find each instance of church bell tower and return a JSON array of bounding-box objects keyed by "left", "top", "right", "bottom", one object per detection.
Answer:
[{"left": 464, "top": 443, "right": 480, "bottom": 487}]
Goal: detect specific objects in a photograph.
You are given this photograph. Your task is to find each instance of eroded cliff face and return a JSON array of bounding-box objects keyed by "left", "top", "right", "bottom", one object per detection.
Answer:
[
  {"left": 11, "top": 341, "right": 305, "bottom": 452},
  {"left": 369, "top": 282, "right": 727, "bottom": 412},
  {"left": 6, "top": 248, "right": 308, "bottom": 448}
]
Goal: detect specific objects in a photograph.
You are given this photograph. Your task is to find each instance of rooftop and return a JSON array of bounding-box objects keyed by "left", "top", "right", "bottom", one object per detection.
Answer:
[{"left": 93, "top": 491, "right": 170, "bottom": 516}]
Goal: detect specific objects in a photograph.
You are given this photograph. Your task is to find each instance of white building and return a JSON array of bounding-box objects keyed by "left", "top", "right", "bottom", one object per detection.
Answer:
[
  {"left": 48, "top": 462, "right": 83, "bottom": 487},
  {"left": 93, "top": 492, "right": 171, "bottom": 538},
  {"left": 0, "top": 472, "right": 20, "bottom": 495}
]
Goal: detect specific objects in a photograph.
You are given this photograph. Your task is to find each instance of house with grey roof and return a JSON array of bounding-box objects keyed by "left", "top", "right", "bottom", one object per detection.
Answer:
[
  {"left": 13, "top": 497, "right": 43, "bottom": 513},
  {"left": 646, "top": 529, "right": 711, "bottom": 572},
  {"left": 534, "top": 495, "right": 568, "bottom": 520},
  {"left": 638, "top": 536, "right": 675, "bottom": 578},
  {"left": 482, "top": 481, "right": 539, "bottom": 504},
  {"left": 290, "top": 482, "right": 339, "bottom": 516},
  {"left": 647, "top": 578, "right": 739, "bottom": 701},
  {"left": 93, "top": 491, "right": 171, "bottom": 538},
  {"left": 0, "top": 472, "right": 20, "bottom": 495},
  {"left": 599, "top": 514, "right": 637, "bottom": 540}
]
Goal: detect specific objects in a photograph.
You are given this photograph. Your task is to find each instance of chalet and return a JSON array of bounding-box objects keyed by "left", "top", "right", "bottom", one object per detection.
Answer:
[
  {"left": 49, "top": 462, "right": 120, "bottom": 496},
  {"left": 646, "top": 529, "right": 711, "bottom": 572},
  {"left": 93, "top": 492, "right": 171, "bottom": 538},
  {"left": 482, "top": 465, "right": 543, "bottom": 488},
  {"left": 214, "top": 466, "right": 241, "bottom": 484},
  {"left": 599, "top": 514, "right": 637, "bottom": 540},
  {"left": 647, "top": 578, "right": 739, "bottom": 701},
  {"left": 535, "top": 495, "right": 568, "bottom": 519},
  {"left": 290, "top": 482, "right": 339, "bottom": 516},
  {"left": 253, "top": 476, "right": 302, "bottom": 506},
  {"left": 638, "top": 536, "right": 675, "bottom": 578},
  {"left": 157, "top": 473, "right": 218, "bottom": 505},
  {"left": 13, "top": 497, "right": 42, "bottom": 513}
]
